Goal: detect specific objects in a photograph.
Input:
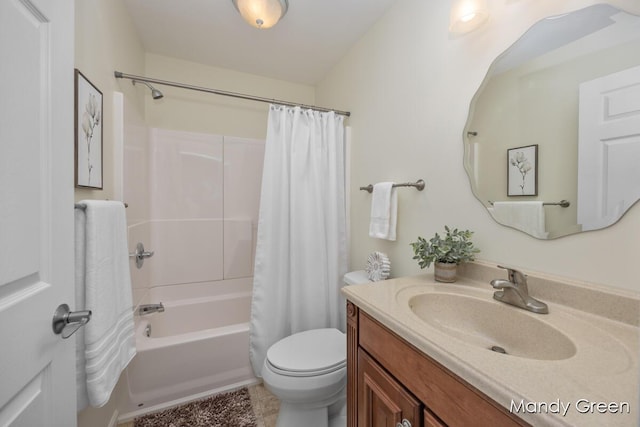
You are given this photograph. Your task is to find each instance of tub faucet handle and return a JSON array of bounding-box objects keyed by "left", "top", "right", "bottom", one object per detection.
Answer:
[{"left": 130, "top": 242, "right": 154, "bottom": 269}]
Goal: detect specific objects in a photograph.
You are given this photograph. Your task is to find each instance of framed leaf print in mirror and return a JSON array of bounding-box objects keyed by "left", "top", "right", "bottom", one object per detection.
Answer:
[{"left": 507, "top": 144, "right": 537, "bottom": 196}]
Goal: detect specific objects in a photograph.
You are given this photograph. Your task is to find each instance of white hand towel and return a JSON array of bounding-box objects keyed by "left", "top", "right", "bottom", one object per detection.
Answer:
[
  {"left": 369, "top": 182, "right": 397, "bottom": 241},
  {"left": 75, "top": 207, "right": 89, "bottom": 411},
  {"left": 75, "top": 200, "right": 136, "bottom": 409},
  {"left": 491, "top": 201, "right": 548, "bottom": 239}
]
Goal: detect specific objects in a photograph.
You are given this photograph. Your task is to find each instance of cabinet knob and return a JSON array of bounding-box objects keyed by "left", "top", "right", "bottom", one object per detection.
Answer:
[{"left": 396, "top": 419, "right": 411, "bottom": 427}]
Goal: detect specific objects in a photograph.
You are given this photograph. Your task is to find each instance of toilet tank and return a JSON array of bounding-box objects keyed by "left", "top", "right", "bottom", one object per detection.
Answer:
[{"left": 343, "top": 270, "right": 371, "bottom": 286}]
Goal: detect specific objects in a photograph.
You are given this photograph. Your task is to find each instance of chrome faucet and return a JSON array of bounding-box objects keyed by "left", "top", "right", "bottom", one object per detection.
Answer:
[
  {"left": 490, "top": 266, "right": 548, "bottom": 314},
  {"left": 138, "top": 303, "right": 165, "bottom": 316}
]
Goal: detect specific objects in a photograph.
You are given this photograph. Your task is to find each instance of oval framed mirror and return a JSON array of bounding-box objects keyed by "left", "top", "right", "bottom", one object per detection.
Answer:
[{"left": 464, "top": 4, "right": 640, "bottom": 239}]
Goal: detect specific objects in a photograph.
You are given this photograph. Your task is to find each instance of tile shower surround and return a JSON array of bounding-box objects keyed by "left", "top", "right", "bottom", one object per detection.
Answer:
[{"left": 125, "top": 128, "right": 265, "bottom": 306}]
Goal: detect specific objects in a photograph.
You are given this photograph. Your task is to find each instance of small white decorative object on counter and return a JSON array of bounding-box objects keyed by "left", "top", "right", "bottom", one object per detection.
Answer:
[{"left": 365, "top": 252, "right": 391, "bottom": 281}]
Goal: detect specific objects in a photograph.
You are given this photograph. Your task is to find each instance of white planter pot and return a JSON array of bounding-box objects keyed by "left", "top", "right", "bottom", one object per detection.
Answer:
[{"left": 434, "top": 262, "right": 457, "bottom": 283}]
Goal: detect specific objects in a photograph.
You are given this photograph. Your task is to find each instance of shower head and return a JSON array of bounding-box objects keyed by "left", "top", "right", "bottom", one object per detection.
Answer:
[
  {"left": 132, "top": 80, "right": 164, "bottom": 100},
  {"left": 150, "top": 87, "right": 163, "bottom": 100}
]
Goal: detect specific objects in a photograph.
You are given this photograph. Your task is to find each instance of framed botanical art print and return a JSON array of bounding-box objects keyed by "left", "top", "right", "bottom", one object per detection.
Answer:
[
  {"left": 75, "top": 69, "right": 103, "bottom": 189},
  {"left": 507, "top": 144, "right": 538, "bottom": 196}
]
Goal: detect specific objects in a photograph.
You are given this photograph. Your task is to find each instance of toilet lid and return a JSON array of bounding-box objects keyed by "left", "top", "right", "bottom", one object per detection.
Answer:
[{"left": 266, "top": 328, "right": 346, "bottom": 376}]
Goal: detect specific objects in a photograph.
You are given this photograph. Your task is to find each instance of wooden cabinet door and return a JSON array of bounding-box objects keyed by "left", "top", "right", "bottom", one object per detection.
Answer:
[
  {"left": 424, "top": 408, "right": 447, "bottom": 427},
  {"left": 358, "top": 349, "right": 422, "bottom": 427}
]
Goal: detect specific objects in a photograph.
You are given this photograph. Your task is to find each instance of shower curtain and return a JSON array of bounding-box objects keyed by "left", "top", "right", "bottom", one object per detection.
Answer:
[{"left": 249, "top": 104, "right": 347, "bottom": 377}]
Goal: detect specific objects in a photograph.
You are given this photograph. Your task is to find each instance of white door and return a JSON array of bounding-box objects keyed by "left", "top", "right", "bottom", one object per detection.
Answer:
[
  {"left": 577, "top": 65, "right": 640, "bottom": 230},
  {"left": 0, "top": 0, "right": 76, "bottom": 426}
]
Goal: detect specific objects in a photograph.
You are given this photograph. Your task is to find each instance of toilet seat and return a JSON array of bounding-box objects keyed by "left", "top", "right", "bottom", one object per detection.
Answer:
[
  {"left": 265, "top": 328, "right": 346, "bottom": 377},
  {"left": 266, "top": 359, "right": 346, "bottom": 377}
]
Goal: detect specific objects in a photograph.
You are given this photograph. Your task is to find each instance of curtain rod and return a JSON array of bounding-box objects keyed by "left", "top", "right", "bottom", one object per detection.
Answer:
[{"left": 114, "top": 71, "right": 351, "bottom": 117}]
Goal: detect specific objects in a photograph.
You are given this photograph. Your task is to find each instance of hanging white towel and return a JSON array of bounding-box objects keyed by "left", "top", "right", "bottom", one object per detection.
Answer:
[
  {"left": 490, "top": 201, "right": 548, "bottom": 239},
  {"left": 369, "top": 182, "right": 397, "bottom": 241},
  {"left": 75, "top": 200, "right": 136, "bottom": 409}
]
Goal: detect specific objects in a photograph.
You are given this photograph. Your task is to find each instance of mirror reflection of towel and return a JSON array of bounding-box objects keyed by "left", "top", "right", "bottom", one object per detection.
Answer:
[
  {"left": 369, "top": 182, "right": 397, "bottom": 241},
  {"left": 490, "top": 201, "right": 548, "bottom": 239}
]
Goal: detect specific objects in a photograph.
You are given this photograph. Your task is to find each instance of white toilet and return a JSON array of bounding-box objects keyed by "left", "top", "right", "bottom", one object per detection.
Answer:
[{"left": 262, "top": 270, "right": 371, "bottom": 427}]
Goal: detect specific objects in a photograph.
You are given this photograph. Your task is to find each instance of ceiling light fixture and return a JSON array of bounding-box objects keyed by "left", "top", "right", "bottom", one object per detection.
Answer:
[
  {"left": 449, "top": 0, "right": 489, "bottom": 35},
  {"left": 232, "top": 0, "right": 289, "bottom": 29}
]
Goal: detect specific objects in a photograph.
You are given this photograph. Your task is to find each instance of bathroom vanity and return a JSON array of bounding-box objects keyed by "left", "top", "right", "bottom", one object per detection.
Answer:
[
  {"left": 346, "top": 302, "right": 527, "bottom": 427},
  {"left": 342, "top": 262, "right": 639, "bottom": 427}
]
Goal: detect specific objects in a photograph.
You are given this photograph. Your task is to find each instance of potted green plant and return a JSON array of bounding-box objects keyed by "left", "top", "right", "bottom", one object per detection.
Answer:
[{"left": 410, "top": 226, "right": 480, "bottom": 283}]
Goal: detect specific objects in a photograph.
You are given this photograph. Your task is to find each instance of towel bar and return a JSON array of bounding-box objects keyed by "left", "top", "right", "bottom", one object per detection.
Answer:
[
  {"left": 74, "top": 201, "right": 128, "bottom": 209},
  {"left": 488, "top": 200, "right": 570, "bottom": 208},
  {"left": 360, "top": 179, "right": 425, "bottom": 193}
]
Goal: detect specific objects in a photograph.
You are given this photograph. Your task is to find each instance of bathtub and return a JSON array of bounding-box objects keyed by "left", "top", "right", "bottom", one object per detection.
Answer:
[{"left": 121, "top": 278, "right": 258, "bottom": 417}]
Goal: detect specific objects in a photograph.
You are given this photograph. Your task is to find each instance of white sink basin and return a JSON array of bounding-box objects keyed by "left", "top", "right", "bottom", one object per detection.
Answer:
[{"left": 408, "top": 292, "right": 577, "bottom": 360}]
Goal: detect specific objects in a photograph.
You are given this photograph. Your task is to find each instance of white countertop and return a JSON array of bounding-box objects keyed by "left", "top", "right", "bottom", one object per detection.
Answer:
[{"left": 342, "top": 271, "right": 639, "bottom": 427}]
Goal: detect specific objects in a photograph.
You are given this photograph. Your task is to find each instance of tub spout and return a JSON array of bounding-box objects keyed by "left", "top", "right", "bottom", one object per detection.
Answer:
[{"left": 139, "top": 303, "right": 165, "bottom": 316}]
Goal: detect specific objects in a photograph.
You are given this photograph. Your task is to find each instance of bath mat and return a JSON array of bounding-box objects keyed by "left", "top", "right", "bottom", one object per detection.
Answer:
[{"left": 134, "top": 388, "right": 258, "bottom": 427}]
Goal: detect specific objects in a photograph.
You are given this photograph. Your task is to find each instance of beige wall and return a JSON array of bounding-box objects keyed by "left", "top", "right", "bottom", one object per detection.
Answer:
[
  {"left": 316, "top": 0, "right": 640, "bottom": 292},
  {"left": 144, "top": 53, "right": 315, "bottom": 138},
  {"left": 75, "top": 0, "right": 145, "bottom": 202},
  {"left": 75, "top": 0, "right": 145, "bottom": 425}
]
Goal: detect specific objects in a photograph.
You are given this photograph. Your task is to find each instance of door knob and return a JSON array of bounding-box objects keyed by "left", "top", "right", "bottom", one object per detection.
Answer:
[{"left": 52, "top": 304, "right": 92, "bottom": 339}]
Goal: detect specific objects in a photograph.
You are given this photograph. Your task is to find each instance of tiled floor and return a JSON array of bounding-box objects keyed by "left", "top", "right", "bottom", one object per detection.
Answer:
[
  {"left": 117, "top": 384, "right": 279, "bottom": 427},
  {"left": 248, "top": 383, "right": 280, "bottom": 427}
]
